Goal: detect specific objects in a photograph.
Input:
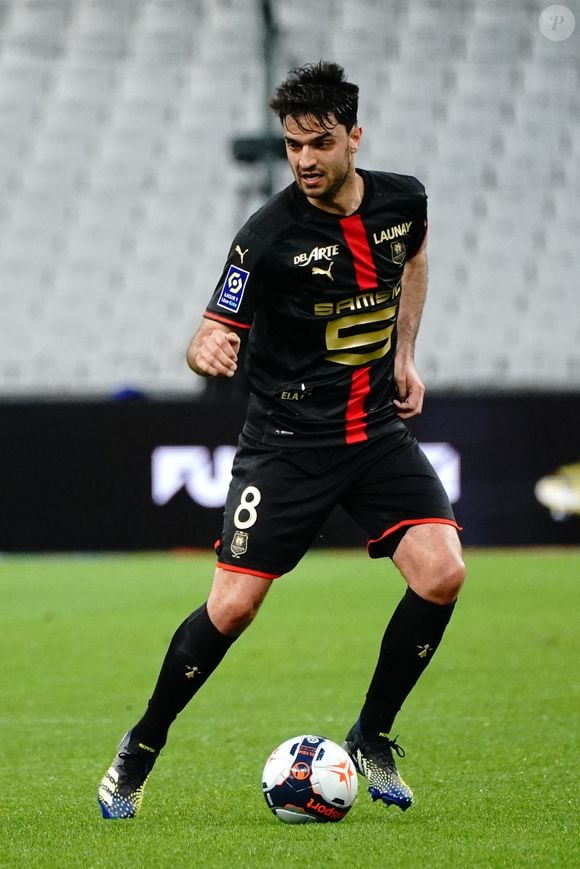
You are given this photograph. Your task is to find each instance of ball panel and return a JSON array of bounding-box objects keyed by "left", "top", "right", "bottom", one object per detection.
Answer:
[{"left": 273, "top": 807, "right": 316, "bottom": 824}]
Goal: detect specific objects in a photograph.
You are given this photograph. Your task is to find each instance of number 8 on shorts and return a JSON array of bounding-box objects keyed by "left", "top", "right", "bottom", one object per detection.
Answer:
[{"left": 233, "top": 486, "right": 262, "bottom": 530}]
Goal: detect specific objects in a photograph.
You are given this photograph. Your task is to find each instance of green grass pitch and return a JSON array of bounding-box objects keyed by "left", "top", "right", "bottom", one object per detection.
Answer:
[{"left": 1, "top": 548, "right": 578, "bottom": 868}]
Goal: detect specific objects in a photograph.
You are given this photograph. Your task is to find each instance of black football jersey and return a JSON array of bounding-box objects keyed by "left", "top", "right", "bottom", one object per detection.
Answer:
[{"left": 204, "top": 169, "right": 428, "bottom": 447}]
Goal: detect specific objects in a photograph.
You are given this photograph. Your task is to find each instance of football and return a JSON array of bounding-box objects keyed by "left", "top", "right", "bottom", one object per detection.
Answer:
[{"left": 262, "top": 734, "right": 358, "bottom": 824}]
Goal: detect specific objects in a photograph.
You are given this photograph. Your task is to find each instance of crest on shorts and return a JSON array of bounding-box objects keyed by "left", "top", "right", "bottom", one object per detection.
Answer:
[
  {"left": 230, "top": 530, "right": 248, "bottom": 557},
  {"left": 391, "top": 241, "right": 407, "bottom": 265}
]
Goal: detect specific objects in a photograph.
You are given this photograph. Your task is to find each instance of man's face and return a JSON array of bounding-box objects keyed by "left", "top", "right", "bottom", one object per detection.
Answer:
[{"left": 282, "top": 114, "right": 361, "bottom": 203}]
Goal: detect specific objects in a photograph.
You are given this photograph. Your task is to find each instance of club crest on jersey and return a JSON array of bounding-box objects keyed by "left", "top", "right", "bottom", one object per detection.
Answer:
[
  {"left": 230, "top": 530, "right": 248, "bottom": 557},
  {"left": 391, "top": 241, "right": 407, "bottom": 265},
  {"left": 217, "top": 264, "right": 250, "bottom": 313}
]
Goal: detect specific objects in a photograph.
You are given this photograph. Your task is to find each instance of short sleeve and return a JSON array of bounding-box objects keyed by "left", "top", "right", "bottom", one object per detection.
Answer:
[
  {"left": 406, "top": 177, "right": 428, "bottom": 259},
  {"left": 204, "top": 227, "right": 269, "bottom": 330}
]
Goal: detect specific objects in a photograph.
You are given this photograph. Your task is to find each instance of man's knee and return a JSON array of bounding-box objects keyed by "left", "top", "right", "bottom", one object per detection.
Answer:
[
  {"left": 207, "top": 568, "right": 272, "bottom": 636},
  {"left": 423, "top": 551, "right": 466, "bottom": 603},
  {"left": 394, "top": 524, "right": 466, "bottom": 605},
  {"left": 407, "top": 552, "right": 465, "bottom": 605}
]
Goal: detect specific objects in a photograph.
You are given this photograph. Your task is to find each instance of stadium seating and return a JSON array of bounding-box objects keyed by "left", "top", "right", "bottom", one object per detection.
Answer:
[{"left": 0, "top": 0, "right": 578, "bottom": 395}]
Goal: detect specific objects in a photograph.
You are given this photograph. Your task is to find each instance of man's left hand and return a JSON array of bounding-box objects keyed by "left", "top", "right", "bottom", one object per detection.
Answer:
[{"left": 393, "top": 357, "right": 425, "bottom": 419}]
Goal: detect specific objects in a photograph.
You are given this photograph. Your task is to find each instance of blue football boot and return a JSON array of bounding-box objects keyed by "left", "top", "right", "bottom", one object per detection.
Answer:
[
  {"left": 344, "top": 719, "right": 413, "bottom": 810},
  {"left": 98, "top": 732, "right": 159, "bottom": 819}
]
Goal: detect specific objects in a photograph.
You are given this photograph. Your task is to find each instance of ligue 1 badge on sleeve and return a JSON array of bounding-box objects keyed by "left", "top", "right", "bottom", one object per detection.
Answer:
[
  {"left": 231, "top": 530, "right": 249, "bottom": 557},
  {"left": 218, "top": 264, "right": 250, "bottom": 313}
]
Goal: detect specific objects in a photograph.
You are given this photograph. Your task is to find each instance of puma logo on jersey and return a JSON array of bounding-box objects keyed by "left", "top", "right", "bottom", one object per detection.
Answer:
[
  {"left": 312, "top": 261, "right": 334, "bottom": 281},
  {"left": 235, "top": 245, "right": 248, "bottom": 263}
]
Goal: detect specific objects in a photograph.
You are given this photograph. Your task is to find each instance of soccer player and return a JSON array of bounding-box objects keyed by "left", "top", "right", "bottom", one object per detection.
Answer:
[{"left": 98, "top": 61, "right": 465, "bottom": 819}]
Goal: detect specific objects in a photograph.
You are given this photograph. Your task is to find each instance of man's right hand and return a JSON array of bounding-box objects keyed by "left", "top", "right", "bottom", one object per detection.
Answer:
[{"left": 189, "top": 327, "right": 241, "bottom": 377}]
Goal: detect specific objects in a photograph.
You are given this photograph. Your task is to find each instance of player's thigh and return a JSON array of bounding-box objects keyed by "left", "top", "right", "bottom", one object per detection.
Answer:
[{"left": 216, "top": 442, "right": 340, "bottom": 578}]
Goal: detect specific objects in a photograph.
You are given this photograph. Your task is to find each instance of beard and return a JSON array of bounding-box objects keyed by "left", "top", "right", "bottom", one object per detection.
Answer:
[{"left": 297, "top": 147, "right": 351, "bottom": 202}]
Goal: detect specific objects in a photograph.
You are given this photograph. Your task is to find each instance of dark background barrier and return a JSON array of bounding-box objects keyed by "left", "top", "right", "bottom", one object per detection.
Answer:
[{"left": 1, "top": 394, "right": 578, "bottom": 552}]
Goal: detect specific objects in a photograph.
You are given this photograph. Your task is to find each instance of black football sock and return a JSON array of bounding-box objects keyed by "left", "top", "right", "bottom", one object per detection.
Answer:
[
  {"left": 359, "top": 587, "right": 456, "bottom": 737},
  {"left": 130, "top": 603, "right": 237, "bottom": 750}
]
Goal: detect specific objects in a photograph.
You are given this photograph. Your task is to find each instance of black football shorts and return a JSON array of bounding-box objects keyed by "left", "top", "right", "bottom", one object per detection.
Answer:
[{"left": 214, "top": 422, "right": 460, "bottom": 579}]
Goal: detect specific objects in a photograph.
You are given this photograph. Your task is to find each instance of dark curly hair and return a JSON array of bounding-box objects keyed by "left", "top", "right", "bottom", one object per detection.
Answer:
[{"left": 269, "top": 61, "right": 359, "bottom": 132}]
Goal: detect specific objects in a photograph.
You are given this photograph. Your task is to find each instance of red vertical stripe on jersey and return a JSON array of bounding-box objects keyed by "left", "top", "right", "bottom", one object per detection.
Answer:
[
  {"left": 345, "top": 365, "right": 371, "bottom": 444},
  {"left": 339, "top": 213, "right": 378, "bottom": 289},
  {"left": 340, "top": 214, "right": 377, "bottom": 444}
]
